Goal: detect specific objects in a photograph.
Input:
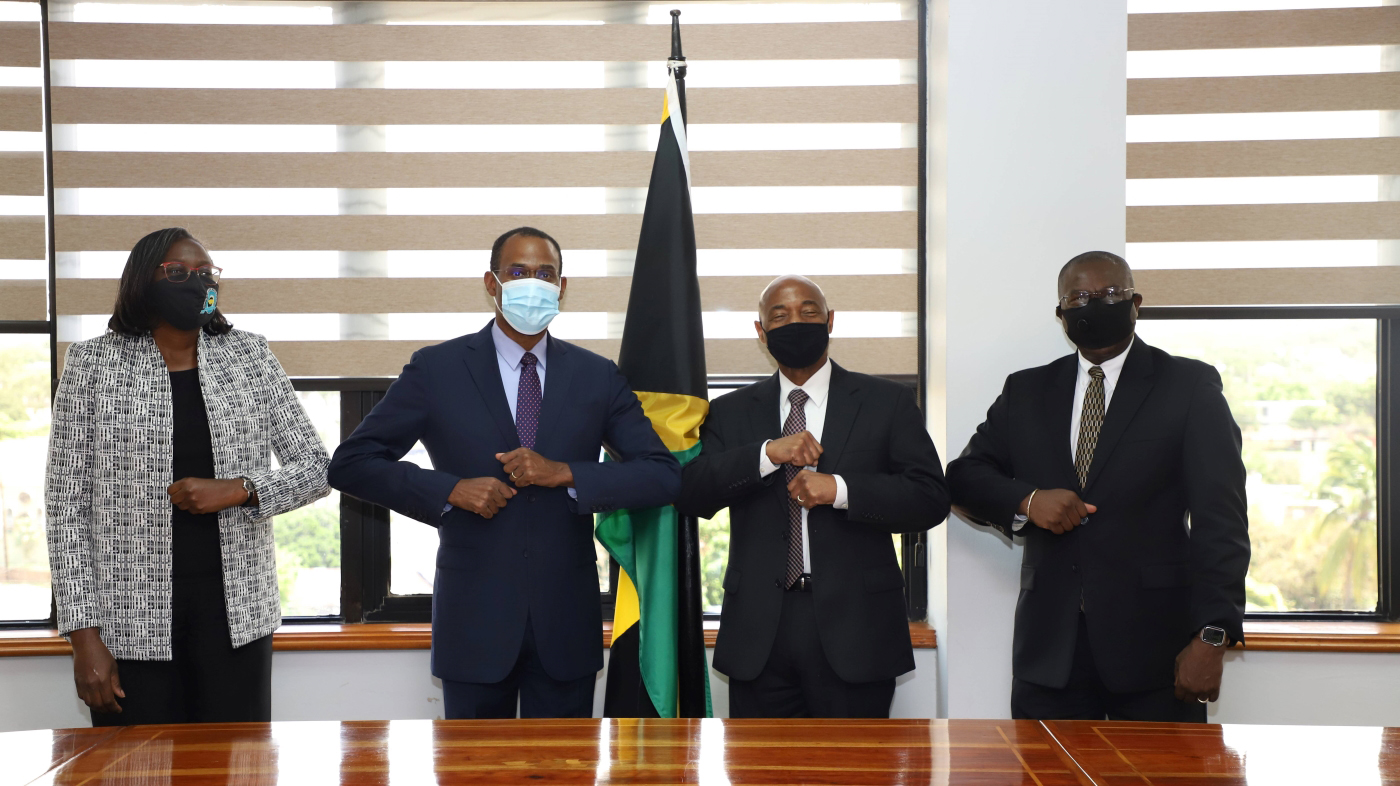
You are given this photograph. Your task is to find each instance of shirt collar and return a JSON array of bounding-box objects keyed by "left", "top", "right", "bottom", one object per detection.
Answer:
[
  {"left": 777, "top": 358, "right": 833, "bottom": 408},
  {"left": 1078, "top": 336, "right": 1134, "bottom": 378},
  {"left": 491, "top": 319, "right": 548, "bottom": 373}
]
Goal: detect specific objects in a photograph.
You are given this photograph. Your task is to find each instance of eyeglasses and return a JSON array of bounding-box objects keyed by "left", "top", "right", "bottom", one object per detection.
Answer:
[
  {"left": 1059, "top": 286, "right": 1134, "bottom": 309},
  {"left": 500, "top": 267, "right": 559, "bottom": 283},
  {"left": 162, "top": 262, "right": 222, "bottom": 284}
]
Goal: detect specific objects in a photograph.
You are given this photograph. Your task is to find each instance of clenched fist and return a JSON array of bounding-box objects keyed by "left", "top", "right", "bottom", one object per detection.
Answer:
[
  {"left": 497, "top": 448, "right": 574, "bottom": 488},
  {"left": 167, "top": 477, "right": 248, "bottom": 515},
  {"left": 1023, "top": 488, "right": 1098, "bottom": 535},
  {"left": 788, "top": 470, "right": 837, "bottom": 510},
  {"left": 766, "top": 431, "right": 823, "bottom": 469},
  {"left": 449, "top": 477, "right": 517, "bottom": 518}
]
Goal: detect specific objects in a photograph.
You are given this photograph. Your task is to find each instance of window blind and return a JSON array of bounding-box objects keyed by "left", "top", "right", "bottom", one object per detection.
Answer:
[
  {"left": 1126, "top": 3, "right": 1400, "bottom": 304},
  {"left": 15, "top": 0, "right": 921, "bottom": 378},
  {"left": 0, "top": 2, "right": 45, "bottom": 319}
]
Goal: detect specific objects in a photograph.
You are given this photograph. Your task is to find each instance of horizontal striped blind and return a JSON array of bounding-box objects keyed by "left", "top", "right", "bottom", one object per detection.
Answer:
[
  {"left": 0, "top": 2, "right": 44, "bottom": 312},
  {"left": 11, "top": 0, "right": 924, "bottom": 377},
  {"left": 1126, "top": 3, "right": 1400, "bottom": 297}
]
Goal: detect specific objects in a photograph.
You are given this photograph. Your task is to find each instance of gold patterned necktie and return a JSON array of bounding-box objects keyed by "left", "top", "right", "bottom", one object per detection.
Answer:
[{"left": 1074, "top": 366, "right": 1106, "bottom": 489}]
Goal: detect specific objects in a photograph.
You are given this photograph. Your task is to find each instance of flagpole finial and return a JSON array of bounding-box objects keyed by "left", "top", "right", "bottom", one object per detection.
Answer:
[{"left": 669, "top": 9, "right": 686, "bottom": 61}]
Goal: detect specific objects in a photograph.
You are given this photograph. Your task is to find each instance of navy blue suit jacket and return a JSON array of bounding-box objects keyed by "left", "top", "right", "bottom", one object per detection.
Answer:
[{"left": 328, "top": 321, "right": 681, "bottom": 683}]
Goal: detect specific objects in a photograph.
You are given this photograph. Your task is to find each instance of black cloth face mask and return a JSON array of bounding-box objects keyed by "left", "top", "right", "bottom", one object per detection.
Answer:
[
  {"left": 763, "top": 321, "right": 830, "bottom": 369},
  {"left": 152, "top": 277, "right": 219, "bottom": 331},
  {"left": 1062, "top": 297, "right": 1134, "bottom": 351}
]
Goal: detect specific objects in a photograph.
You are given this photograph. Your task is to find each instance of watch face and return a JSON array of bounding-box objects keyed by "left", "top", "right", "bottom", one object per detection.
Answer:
[{"left": 1202, "top": 627, "right": 1227, "bottom": 646}]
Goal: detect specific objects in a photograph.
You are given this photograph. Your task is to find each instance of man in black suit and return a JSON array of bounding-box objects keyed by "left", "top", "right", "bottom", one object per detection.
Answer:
[
  {"left": 677, "top": 275, "right": 949, "bottom": 718},
  {"left": 947, "top": 251, "right": 1249, "bottom": 722}
]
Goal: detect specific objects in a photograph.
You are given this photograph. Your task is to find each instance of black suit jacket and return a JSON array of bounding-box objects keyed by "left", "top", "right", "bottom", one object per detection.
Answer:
[
  {"left": 677, "top": 363, "right": 949, "bottom": 683},
  {"left": 946, "top": 339, "right": 1249, "bottom": 694}
]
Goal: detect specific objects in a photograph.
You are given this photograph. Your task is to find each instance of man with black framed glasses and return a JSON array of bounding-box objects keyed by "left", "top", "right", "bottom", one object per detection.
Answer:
[{"left": 947, "top": 251, "right": 1250, "bottom": 723}]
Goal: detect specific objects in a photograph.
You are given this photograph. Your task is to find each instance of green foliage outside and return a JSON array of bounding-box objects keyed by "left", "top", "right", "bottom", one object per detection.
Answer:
[
  {"left": 698, "top": 509, "right": 730, "bottom": 612},
  {"left": 1137, "top": 320, "right": 1378, "bottom": 612},
  {"left": 0, "top": 339, "right": 49, "bottom": 440}
]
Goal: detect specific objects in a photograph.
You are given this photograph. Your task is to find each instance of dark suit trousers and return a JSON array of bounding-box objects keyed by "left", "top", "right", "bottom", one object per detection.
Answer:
[
  {"left": 442, "top": 614, "right": 595, "bottom": 719},
  {"left": 729, "top": 592, "right": 895, "bottom": 719},
  {"left": 1010, "top": 613, "right": 1206, "bottom": 723},
  {"left": 91, "top": 574, "right": 272, "bottom": 727}
]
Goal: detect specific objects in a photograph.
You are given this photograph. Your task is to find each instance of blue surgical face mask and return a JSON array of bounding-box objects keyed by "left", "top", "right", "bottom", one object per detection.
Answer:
[{"left": 493, "top": 273, "right": 561, "bottom": 335}]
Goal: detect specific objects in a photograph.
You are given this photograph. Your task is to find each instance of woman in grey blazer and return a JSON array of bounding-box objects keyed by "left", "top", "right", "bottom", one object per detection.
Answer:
[{"left": 45, "top": 227, "right": 331, "bottom": 726}]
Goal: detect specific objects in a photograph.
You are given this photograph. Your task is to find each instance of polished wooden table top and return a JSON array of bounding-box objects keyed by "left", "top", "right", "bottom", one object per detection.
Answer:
[{"left": 4, "top": 718, "right": 1397, "bottom": 785}]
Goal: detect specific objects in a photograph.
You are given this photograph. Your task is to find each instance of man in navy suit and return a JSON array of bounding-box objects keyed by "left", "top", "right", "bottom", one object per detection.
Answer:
[{"left": 328, "top": 227, "right": 681, "bottom": 719}]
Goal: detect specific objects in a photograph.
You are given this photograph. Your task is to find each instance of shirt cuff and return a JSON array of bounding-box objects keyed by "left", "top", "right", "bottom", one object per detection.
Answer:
[
  {"left": 1011, "top": 514, "right": 1027, "bottom": 532},
  {"left": 568, "top": 487, "right": 578, "bottom": 500},
  {"left": 759, "top": 440, "right": 780, "bottom": 478},
  {"left": 832, "top": 475, "right": 849, "bottom": 510}
]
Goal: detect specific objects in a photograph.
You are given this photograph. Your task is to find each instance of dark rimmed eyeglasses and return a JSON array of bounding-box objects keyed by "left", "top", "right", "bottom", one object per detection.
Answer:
[{"left": 161, "top": 262, "right": 222, "bottom": 285}]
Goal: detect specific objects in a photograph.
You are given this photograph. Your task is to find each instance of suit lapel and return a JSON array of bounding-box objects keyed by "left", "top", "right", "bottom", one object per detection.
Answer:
[
  {"left": 462, "top": 322, "right": 520, "bottom": 449},
  {"left": 536, "top": 336, "right": 574, "bottom": 455},
  {"left": 1083, "top": 339, "right": 1156, "bottom": 493},
  {"left": 817, "top": 363, "right": 860, "bottom": 475},
  {"left": 1046, "top": 354, "right": 1080, "bottom": 490},
  {"left": 748, "top": 373, "right": 782, "bottom": 443}
]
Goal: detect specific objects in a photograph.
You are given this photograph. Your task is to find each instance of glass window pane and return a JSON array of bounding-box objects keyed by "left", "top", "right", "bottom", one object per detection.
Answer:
[
  {"left": 0, "top": 333, "right": 52, "bottom": 622},
  {"left": 1134, "top": 319, "right": 1378, "bottom": 612},
  {"left": 274, "top": 390, "right": 341, "bottom": 617},
  {"left": 390, "top": 442, "right": 438, "bottom": 596}
]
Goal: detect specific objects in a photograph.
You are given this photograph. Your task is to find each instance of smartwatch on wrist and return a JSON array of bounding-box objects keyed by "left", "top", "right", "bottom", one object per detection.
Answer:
[{"left": 1200, "top": 625, "right": 1228, "bottom": 647}]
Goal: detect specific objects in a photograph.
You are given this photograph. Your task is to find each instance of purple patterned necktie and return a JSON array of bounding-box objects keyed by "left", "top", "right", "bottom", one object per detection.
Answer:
[
  {"left": 782, "top": 388, "right": 810, "bottom": 589},
  {"left": 517, "top": 352, "right": 542, "bottom": 450}
]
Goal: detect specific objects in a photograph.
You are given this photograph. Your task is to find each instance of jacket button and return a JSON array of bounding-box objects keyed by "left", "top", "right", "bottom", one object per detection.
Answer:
[
  {"left": 524, "top": 549, "right": 529, "bottom": 558},
  {"left": 774, "top": 579, "right": 781, "bottom": 588},
  {"left": 1071, "top": 564, "right": 1078, "bottom": 572}
]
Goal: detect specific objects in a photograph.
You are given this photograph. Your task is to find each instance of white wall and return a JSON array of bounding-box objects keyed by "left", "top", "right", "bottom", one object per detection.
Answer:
[
  {"left": 0, "top": 648, "right": 939, "bottom": 733},
  {"left": 937, "top": 0, "right": 1127, "bottom": 719}
]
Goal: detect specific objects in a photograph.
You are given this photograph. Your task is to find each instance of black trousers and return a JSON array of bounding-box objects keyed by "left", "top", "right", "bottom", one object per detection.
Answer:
[
  {"left": 729, "top": 591, "right": 895, "bottom": 719},
  {"left": 1011, "top": 613, "right": 1206, "bottom": 723},
  {"left": 92, "top": 574, "right": 272, "bottom": 727},
  {"left": 442, "top": 615, "right": 595, "bottom": 719}
]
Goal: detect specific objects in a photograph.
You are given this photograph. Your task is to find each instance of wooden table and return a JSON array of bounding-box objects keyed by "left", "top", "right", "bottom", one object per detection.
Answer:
[{"left": 4, "top": 718, "right": 1397, "bottom": 785}]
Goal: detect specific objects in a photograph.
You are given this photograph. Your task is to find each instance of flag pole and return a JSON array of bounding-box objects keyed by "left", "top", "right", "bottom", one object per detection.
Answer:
[{"left": 669, "top": 8, "right": 707, "bottom": 719}]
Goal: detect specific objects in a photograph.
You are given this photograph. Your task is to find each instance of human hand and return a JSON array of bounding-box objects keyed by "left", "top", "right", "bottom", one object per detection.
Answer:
[
  {"left": 1023, "top": 489, "right": 1098, "bottom": 535},
  {"left": 496, "top": 448, "right": 573, "bottom": 488},
  {"left": 448, "top": 477, "right": 517, "bottom": 518},
  {"left": 1174, "top": 635, "right": 1225, "bottom": 704},
  {"left": 167, "top": 478, "right": 248, "bottom": 515},
  {"left": 787, "top": 470, "right": 837, "bottom": 510},
  {"left": 765, "top": 431, "right": 823, "bottom": 468},
  {"left": 70, "top": 627, "right": 123, "bottom": 714}
]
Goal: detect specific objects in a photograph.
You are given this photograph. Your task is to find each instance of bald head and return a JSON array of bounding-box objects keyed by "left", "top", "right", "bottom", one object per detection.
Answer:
[
  {"left": 758, "top": 275, "right": 829, "bottom": 329},
  {"left": 1058, "top": 251, "right": 1134, "bottom": 295}
]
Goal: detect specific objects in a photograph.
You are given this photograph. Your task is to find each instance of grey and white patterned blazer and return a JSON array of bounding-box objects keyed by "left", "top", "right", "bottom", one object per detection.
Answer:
[{"left": 45, "top": 328, "right": 331, "bottom": 660}]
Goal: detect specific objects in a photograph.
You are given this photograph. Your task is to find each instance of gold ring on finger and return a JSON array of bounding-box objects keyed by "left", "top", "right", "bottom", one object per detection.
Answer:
[{"left": 511, "top": 471, "right": 520, "bottom": 479}]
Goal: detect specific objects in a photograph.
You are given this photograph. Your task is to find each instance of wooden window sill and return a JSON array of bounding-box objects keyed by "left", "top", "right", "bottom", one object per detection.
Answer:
[{"left": 0, "top": 622, "right": 937, "bottom": 657}]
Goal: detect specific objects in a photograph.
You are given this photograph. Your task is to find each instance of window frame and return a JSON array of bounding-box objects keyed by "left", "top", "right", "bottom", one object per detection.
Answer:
[{"left": 1138, "top": 304, "right": 1400, "bottom": 623}]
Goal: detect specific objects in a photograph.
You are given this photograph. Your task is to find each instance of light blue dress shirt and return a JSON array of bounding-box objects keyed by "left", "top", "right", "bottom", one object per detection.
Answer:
[{"left": 444, "top": 321, "right": 569, "bottom": 514}]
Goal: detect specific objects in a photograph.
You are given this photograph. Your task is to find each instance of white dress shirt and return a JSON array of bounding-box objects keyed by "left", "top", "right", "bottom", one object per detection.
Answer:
[
  {"left": 1013, "top": 337, "right": 1134, "bottom": 531},
  {"left": 757, "top": 359, "right": 849, "bottom": 573}
]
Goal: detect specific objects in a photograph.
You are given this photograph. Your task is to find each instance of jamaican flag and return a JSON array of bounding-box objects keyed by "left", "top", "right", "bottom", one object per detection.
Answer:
[{"left": 595, "top": 54, "right": 712, "bottom": 719}]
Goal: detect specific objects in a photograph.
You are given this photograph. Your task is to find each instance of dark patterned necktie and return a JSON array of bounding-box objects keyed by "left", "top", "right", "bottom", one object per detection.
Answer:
[
  {"left": 782, "top": 388, "right": 810, "bottom": 589},
  {"left": 1074, "top": 366, "right": 1105, "bottom": 488},
  {"left": 517, "top": 352, "right": 541, "bottom": 450}
]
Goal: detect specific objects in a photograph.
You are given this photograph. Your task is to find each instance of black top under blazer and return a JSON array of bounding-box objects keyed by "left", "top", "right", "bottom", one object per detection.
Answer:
[
  {"left": 677, "top": 362, "right": 950, "bottom": 684},
  {"left": 946, "top": 339, "right": 1250, "bottom": 694}
]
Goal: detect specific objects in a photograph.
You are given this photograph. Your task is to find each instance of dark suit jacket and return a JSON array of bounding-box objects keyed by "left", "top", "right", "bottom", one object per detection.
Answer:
[
  {"left": 946, "top": 339, "right": 1249, "bottom": 694},
  {"left": 328, "top": 321, "right": 681, "bottom": 684},
  {"left": 676, "top": 363, "right": 949, "bottom": 683}
]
